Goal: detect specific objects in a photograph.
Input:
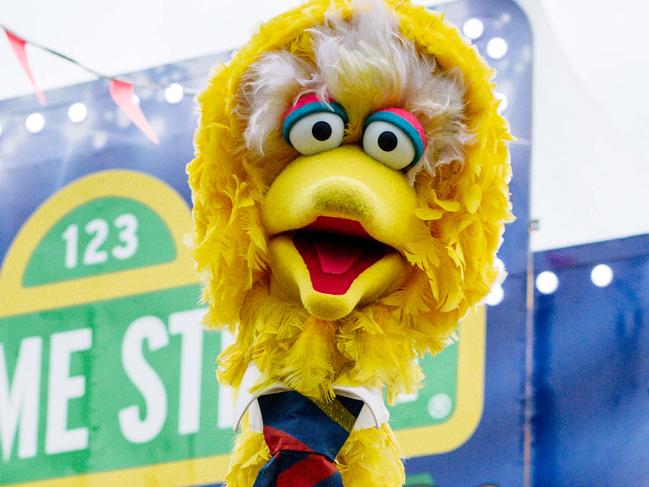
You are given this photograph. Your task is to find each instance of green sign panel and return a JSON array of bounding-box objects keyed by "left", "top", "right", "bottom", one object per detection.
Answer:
[
  {"left": 24, "top": 197, "right": 176, "bottom": 287},
  {"left": 0, "top": 286, "right": 222, "bottom": 484}
]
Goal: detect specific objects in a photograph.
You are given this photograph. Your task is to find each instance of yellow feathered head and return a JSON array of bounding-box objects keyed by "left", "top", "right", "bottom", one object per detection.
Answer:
[{"left": 188, "top": 0, "right": 512, "bottom": 401}]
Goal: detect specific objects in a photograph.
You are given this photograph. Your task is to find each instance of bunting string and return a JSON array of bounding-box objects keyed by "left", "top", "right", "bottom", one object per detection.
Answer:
[{"left": 1, "top": 24, "right": 200, "bottom": 143}]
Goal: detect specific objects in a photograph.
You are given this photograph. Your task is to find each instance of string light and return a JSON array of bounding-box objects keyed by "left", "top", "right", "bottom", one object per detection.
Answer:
[
  {"left": 68, "top": 102, "right": 88, "bottom": 123},
  {"left": 536, "top": 271, "right": 559, "bottom": 295},
  {"left": 0, "top": 24, "right": 198, "bottom": 99},
  {"left": 487, "top": 37, "right": 508, "bottom": 59},
  {"left": 92, "top": 132, "right": 108, "bottom": 150},
  {"left": 25, "top": 112, "right": 45, "bottom": 133},
  {"left": 486, "top": 284, "right": 505, "bottom": 306},
  {"left": 591, "top": 264, "right": 613, "bottom": 288},
  {"left": 164, "top": 83, "right": 184, "bottom": 104},
  {"left": 463, "top": 18, "right": 484, "bottom": 40}
]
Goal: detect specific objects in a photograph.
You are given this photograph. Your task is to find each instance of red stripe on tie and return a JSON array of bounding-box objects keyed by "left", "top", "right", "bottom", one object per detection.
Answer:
[
  {"left": 263, "top": 426, "right": 314, "bottom": 455},
  {"left": 276, "top": 453, "right": 338, "bottom": 487}
]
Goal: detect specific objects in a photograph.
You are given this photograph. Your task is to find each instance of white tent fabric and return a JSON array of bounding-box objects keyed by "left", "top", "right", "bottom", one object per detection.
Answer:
[
  {"left": 517, "top": 0, "right": 649, "bottom": 250},
  {"left": 1, "top": 0, "right": 647, "bottom": 250}
]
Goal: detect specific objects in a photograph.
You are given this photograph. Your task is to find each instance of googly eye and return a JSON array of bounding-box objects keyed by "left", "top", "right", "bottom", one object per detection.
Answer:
[
  {"left": 287, "top": 111, "right": 346, "bottom": 156},
  {"left": 282, "top": 95, "right": 348, "bottom": 156},
  {"left": 362, "top": 109, "right": 426, "bottom": 170}
]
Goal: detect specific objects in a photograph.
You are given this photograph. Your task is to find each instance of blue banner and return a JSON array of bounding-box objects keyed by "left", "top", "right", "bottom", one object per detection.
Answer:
[{"left": 534, "top": 234, "right": 649, "bottom": 486}]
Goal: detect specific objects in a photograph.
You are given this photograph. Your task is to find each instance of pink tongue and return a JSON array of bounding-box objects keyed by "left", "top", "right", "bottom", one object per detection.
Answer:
[{"left": 313, "top": 240, "right": 363, "bottom": 275}]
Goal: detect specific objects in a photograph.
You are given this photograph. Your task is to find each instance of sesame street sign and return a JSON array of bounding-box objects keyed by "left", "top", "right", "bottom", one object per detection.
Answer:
[{"left": 0, "top": 171, "right": 484, "bottom": 485}]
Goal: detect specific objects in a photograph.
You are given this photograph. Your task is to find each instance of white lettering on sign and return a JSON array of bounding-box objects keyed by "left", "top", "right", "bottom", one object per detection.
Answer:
[
  {"left": 169, "top": 309, "right": 204, "bottom": 435},
  {"left": 45, "top": 328, "right": 93, "bottom": 455},
  {"left": 119, "top": 310, "right": 210, "bottom": 442},
  {"left": 119, "top": 316, "right": 169, "bottom": 444},
  {"left": 1, "top": 307, "right": 222, "bottom": 460},
  {"left": 62, "top": 224, "right": 79, "bottom": 269},
  {"left": 0, "top": 337, "right": 42, "bottom": 462},
  {"left": 217, "top": 331, "right": 235, "bottom": 430},
  {"left": 61, "top": 213, "right": 139, "bottom": 269},
  {"left": 83, "top": 219, "right": 110, "bottom": 265},
  {"left": 111, "top": 213, "right": 139, "bottom": 260}
]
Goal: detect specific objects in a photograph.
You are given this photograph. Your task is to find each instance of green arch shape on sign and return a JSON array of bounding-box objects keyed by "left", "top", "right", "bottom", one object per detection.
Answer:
[{"left": 23, "top": 197, "right": 177, "bottom": 287}]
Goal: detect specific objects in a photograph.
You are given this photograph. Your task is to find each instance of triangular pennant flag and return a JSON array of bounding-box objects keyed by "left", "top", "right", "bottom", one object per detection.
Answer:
[
  {"left": 109, "top": 79, "right": 159, "bottom": 144},
  {"left": 4, "top": 28, "right": 46, "bottom": 106}
]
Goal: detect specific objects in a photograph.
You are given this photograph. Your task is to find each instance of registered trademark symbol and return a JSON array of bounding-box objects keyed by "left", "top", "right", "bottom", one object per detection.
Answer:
[{"left": 427, "top": 393, "right": 452, "bottom": 419}]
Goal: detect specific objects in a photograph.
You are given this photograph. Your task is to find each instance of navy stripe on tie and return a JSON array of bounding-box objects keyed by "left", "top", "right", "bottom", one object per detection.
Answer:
[{"left": 253, "top": 391, "right": 364, "bottom": 487}]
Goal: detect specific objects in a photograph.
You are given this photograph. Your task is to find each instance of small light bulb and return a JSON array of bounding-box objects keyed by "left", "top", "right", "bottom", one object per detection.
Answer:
[
  {"left": 486, "top": 284, "right": 505, "bottom": 306},
  {"left": 536, "top": 271, "right": 559, "bottom": 295},
  {"left": 164, "top": 83, "right": 184, "bottom": 104},
  {"left": 591, "top": 264, "right": 613, "bottom": 288},
  {"left": 68, "top": 102, "right": 88, "bottom": 123},
  {"left": 487, "top": 37, "right": 508, "bottom": 59},
  {"left": 92, "top": 132, "right": 108, "bottom": 150},
  {"left": 463, "top": 18, "right": 484, "bottom": 40},
  {"left": 25, "top": 113, "right": 45, "bottom": 133}
]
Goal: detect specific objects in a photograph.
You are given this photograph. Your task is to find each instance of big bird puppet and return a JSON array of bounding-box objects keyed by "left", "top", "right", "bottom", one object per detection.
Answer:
[{"left": 187, "top": 0, "right": 512, "bottom": 485}]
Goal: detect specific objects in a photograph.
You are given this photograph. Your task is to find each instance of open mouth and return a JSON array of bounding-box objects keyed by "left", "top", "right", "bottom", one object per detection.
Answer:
[{"left": 291, "top": 216, "right": 392, "bottom": 295}]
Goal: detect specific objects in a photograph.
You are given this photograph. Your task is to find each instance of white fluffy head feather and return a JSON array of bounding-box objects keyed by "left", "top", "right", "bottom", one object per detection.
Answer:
[{"left": 239, "top": 0, "right": 470, "bottom": 177}]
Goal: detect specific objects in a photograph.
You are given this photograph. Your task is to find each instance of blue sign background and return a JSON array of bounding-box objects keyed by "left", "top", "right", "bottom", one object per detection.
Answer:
[
  {"left": 0, "top": 1, "right": 533, "bottom": 485},
  {"left": 534, "top": 235, "right": 649, "bottom": 486}
]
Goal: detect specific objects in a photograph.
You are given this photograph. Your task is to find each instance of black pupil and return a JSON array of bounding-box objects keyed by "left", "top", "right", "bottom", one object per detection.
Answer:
[
  {"left": 312, "top": 121, "right": 332, "bottom": 141},
  {"left": 378, "top": 131, "right": 398, "bottom": 152}
]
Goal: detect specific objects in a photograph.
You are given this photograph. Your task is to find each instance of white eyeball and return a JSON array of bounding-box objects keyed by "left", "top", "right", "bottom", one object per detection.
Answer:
[
  {"left": 288, "top": 111, "right": 345, "bottom": 156},
  {"left": 362, "top": 120, "right": 416, "bottom": 170}
]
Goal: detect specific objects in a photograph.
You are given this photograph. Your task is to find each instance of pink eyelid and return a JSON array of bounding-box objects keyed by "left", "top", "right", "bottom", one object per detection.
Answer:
[
  {"left": 283, "top": 94, "right": 334, "bottom": 122},
  {"left": 377, "top": 108, "right": 427, "bottom": 148}
]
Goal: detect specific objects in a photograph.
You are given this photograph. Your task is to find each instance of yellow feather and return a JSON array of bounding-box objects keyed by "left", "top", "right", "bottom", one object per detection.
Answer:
[
  {"left": 337, "top": 424, "right": 405, "bottom": 487},
  {"left": 224, "top": 426, "right": 269, "bottom": 487},
  {"left": 272, "top": 318, "right": 337, "bottom": 400}
]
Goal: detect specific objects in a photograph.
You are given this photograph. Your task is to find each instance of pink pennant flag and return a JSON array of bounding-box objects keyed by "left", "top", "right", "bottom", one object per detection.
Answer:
[
  {"left": 4, "top": 28, "right": 46, "bottom": 106},
  {"left": 109, "top": 79, "right": 159, "bottom": 144}
]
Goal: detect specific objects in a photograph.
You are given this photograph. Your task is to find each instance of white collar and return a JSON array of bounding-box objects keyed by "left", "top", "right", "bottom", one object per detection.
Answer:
[{"left": 233, "top": 362, "right": 389, "bottom": 432}]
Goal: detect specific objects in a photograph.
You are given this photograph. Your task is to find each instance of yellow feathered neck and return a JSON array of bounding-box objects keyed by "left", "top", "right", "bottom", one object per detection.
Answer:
[{"left": 219, "top": 283, "right": 428, "bottom": 403}]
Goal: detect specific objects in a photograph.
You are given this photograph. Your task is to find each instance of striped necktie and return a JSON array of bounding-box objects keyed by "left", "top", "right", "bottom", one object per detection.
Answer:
[{"left": 252, "top": 390, "right": 364, "bottom": 487}]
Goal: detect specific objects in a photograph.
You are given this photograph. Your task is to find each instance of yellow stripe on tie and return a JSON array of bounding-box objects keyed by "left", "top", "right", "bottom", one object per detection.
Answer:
[{"left": 312, "top": 397, "right": 358, "bottom": 432}]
